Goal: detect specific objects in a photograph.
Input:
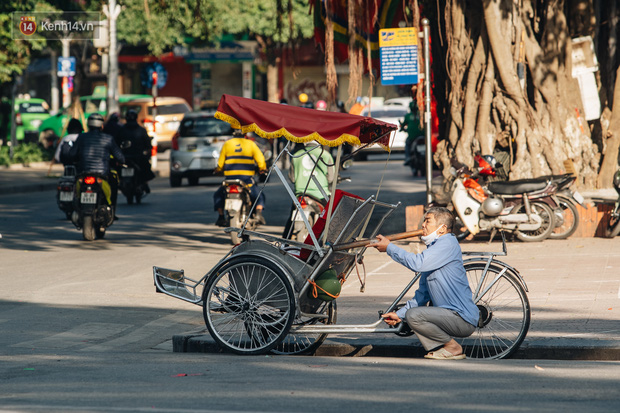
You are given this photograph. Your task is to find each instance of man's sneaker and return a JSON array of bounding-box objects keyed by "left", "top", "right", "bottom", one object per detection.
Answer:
[
  {"left": 215, "top": 215, "right": 228, "bottom": 227},
  {"left": 255, "top": 210, "right": 266, "bottom": 226}
]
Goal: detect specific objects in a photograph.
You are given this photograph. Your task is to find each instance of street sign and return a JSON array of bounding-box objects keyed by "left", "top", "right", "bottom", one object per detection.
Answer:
[
  {"left": 379, "top": 27, "right": 419, "bottom": 86},
  {"left": 57, "top": 56, "right": 76, "bottom": 77}
]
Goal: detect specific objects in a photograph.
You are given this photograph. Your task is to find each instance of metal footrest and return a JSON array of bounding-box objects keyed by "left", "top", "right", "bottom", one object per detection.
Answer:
[{"left": 153, "top": 266, "right": 202, "bottom": 304}]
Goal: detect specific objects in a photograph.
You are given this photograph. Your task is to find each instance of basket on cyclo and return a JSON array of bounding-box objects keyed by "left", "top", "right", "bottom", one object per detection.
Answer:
[{"left": 153, "top": 95, "right": 531, "bottom": 359}]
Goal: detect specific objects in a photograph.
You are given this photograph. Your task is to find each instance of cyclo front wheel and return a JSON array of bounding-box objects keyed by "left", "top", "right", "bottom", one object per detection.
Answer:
[
  {"left": 202, "top": 256, "right": 296, "bottom": 355},
  {"left": 460, "top": 262, "right": 531, "bottom": 359}
]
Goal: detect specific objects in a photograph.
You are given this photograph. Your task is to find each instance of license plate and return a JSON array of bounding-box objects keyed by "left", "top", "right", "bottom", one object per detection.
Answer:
[
  {"left": 572, "top": 190, "right": 585, "bottom": 205},
  {"left": 59, "top": 191, "right": 73, "bottom": 202},
  {"left": 187, "top": 144, "right": 197, "bottom": 151},
  {"left": 121, "top": 167, "right": 134, "bottom": 177},
  {"left": 81, "top": 192, "right": 97, "bottom": 204},
  {"left": 225, "top": 199, "right": 243, "bottom": 212}
]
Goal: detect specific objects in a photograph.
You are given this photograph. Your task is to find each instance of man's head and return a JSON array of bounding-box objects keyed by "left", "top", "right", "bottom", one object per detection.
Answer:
[
  {"left": 67, "top": 118, "right": 83, "bottom": 135},
  {"left": 125, "top": 109, "right": 138, "bottom": 122},
  {"left": 87, "top": 113, "right": 104, "bottom": 130},
  {"left": 422, "top": 206, "right": 454, "bottom": 236}
]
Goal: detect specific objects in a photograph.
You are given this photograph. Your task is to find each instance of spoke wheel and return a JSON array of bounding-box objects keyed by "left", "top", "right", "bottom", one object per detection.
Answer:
[
  {"left": 271, "top": 301, "right": 337, "bottom": 355},
  {"left": 460, "top": 262, "right": 530, "bottom": 359},
  {"left": 605, "top": 203, "right": 620, "bottom": 238},
  {"left": 202, "top": 257, "right": 295, "bottom": 355},
  {"left": 515, "top": 201, "right": 555, "bottom": 242},
  {"left": 549, "top": 196, "right": 579, "bottom": 239}
]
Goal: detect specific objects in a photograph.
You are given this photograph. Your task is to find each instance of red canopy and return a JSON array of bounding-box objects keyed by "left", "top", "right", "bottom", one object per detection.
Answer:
[{"left": 215, "top": 94, "right": 397, "bottom": 149}]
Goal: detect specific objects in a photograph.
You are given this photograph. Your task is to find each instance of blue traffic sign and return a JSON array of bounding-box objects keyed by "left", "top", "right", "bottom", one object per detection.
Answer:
[
  {"left": 57, "top": 57, "right": 76, "bottom": 77},
  {"left": 379, "top": 28, "right": 419, "bottom": 86}
]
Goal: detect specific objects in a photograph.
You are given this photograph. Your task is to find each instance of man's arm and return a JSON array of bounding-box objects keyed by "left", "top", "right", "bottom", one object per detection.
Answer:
[
  {"left": 252, "top": 142, "right": 267, "bottom": 172},
  {"left": 109, "top": 137, "right": 126, "bottom": 164}
]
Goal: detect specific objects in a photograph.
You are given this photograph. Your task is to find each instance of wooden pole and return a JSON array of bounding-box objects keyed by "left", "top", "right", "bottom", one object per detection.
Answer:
[{"left": 332, "top": 229, "right": 424, "bottom": 251}]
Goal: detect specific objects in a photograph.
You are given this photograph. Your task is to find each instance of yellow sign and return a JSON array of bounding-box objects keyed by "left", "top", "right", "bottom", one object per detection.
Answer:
[
  {"left": 19, "top": 16, "right": 37, "bottom": 36},
  {"left": 379, "top": 27, "right": 418, "bottom": 48}
]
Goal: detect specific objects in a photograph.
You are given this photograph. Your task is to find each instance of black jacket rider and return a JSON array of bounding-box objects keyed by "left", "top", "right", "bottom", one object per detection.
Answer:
[
  {"left": 115, "top": 120, "right": 154, "bottom": 181},
  {"left": 73, "top": 129, "right": 125, "bottom": 176}
]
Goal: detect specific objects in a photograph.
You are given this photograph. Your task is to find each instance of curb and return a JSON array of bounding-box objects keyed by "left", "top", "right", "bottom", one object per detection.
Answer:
[{"left": 172, "top": 332, "right": 620, "bottom": 361}]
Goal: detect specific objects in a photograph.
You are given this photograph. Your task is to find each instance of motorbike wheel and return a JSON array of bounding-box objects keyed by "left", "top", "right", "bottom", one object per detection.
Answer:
[
  {"left": 549, "top": 195, "right": 579, "bottom": 239},
  {"left": 605, "top": 203, "right": 620, "bottom": 238},
  {"left": 126, "top": 193, "right": 134, "bottom": 205},
  {"left": 515, "top": 201, "right": 555, "bottom": 242},
  {"left": 82, "top": 216, "right": 96, "bottom": 241},
  {"left": 229, "top": 209, "right": 245, "bottom": 245}
]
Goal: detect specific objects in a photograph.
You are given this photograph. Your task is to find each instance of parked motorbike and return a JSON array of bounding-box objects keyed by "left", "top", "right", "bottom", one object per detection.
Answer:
[
  {"left": 118, "top": 159, "right": 149, "bottom": 204},
  {"left": 220, "top": 178, "right": 263, "bottom": 244},
  {"left": 70, "top": 172, "right": 115, "bottom": 241},
  {"left": 407, "top": 136, "right": 426, "bottom": 177},
  {"left": 56, "top": 165, "right": 77, "bottom": 220},
  {"left": 450, "top": 162, "right": 557, "bottom": 242},
  {"left": 605, "top": 169, "right": 620, "bottom": 238}
]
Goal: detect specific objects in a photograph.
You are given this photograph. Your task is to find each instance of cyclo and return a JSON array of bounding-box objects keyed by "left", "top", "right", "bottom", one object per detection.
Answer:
[{"left": 154, "top": 95, "right": 531, "bottom": 360}]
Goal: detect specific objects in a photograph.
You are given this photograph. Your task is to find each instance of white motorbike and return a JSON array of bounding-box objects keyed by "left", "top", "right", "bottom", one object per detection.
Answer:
[{"left": 451, "top": 168, "right": 556, "bottom": 242}]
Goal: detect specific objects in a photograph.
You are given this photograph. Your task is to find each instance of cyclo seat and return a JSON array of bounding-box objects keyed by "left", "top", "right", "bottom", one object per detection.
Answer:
[{"left": 488, "top": 177, "right": 548, "bottom": 195}]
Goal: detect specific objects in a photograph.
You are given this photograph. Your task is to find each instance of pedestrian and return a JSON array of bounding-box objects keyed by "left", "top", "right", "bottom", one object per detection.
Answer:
[
  {"left": 371, "top": 206, "right": 479, "bottom": 360},
  {"left": 54, "top": 118, "right": 83, "bottom": 165}
]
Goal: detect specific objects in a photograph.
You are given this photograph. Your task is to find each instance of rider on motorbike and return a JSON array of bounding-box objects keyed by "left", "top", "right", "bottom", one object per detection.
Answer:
[
  {"left": 213, "top": 130, "right": 267, "bottom": 227},
  {"left": 115, "top": 109, "right": 155, "bottom": 192},
  {"left": 71, "top": 113, "right": 126, "bottom": 211},
  {"left": 400, "top": 100, "right": 423, "bottom": 167},
  {"left": 288, "top": 142, "right": 335, "bottom": 201}
]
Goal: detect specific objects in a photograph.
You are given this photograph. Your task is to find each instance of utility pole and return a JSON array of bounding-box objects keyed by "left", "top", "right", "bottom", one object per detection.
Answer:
[
  {"left": 50, "top": 49, "right": 59, "bottom": 113},
  {"left": 105, "top": 0, "right": 121, "bottom": 115},
  {"left": 422, "top": 19, "right": 433, "bottom": 204},
  {"left": 61, "top": 38, "right": 71, "bottom": 108}
]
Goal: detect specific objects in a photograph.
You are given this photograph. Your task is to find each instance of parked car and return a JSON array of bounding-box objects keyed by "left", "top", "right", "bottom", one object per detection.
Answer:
[
  {"left": 38, "top": 93, "right": 151, "bottom": 143},
  {"left": 119, "top": 97, "right": 191, "bottom": 151},
  {"left": 169, "top": 111, "right": 235, "bottom": 187},
  {"left": 1, "top": 97, "right": 51, "bottom": 145},
  {"left": 355, "top": 106, "right": 407, "bottom": 160},
  {"left": 384, "top": 97, "right": 414, "bottom": 108}
]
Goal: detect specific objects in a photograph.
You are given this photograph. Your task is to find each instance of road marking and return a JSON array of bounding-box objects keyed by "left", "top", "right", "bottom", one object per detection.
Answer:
[
  {"left": 11, "top": 323, "right": 132, "bottom": 349},
  {"left": 342, "top": 260, "right": 394, "bottom": 291}
]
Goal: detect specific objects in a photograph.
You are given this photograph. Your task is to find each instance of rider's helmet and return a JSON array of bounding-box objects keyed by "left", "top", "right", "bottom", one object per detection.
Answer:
[
  {"left": 298, "top": 93, "right": 309, "bottom": 104},
  {"left": 483, "top": 154, "right": 497, "bottom": 168},
  {"left": 316, "top": 100, "right": 327, "bottom": 111},
  {"left": 481, "top": 196, "right": 504, "bottom": 216},
  {"left": 87, "top": 113, "right": 104, "bottom": 130},
  {"left": 125, "top": 109, "right": 138, "bottom": 122}
]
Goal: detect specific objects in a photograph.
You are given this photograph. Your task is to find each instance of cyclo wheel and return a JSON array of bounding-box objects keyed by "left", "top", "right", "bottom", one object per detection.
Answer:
[
  {"left": 460, "top": 262, "right": 531, "bottom": 359},
  {"left": 271, "top": 301, "right": 337, "bottom": 355},
  {"left": 202, "top": 256, "right": 296, "bottom": 355}
]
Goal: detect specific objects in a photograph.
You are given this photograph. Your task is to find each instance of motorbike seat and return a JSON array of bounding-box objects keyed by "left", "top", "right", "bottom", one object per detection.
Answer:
[{"left": 488, "top": 177, "right": 548, "bottom": 195}]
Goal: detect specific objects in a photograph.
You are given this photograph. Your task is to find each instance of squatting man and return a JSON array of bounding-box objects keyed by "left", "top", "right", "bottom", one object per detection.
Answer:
[{"left": 372, "top": 206, "right": 479, "bottom": 360}]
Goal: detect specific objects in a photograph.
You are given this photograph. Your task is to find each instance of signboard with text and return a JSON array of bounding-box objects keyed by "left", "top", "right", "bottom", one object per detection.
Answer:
[{"left": 379, "top": 27, "right": 419, "bottom": 86}]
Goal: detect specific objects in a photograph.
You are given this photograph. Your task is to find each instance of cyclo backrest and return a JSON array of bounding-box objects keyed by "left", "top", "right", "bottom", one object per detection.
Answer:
[{"left": 299, "top": 189, "right": 373, "bottom": 261}]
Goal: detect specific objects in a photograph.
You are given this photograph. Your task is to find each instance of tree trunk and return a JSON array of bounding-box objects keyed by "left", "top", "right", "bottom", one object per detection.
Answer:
[
  {"left": 432, "top": 0, "right": 602, "bottom": 187},
  {"left": 597, "top": 66, "right": 620, "bottom": 188},
  {"left": 267, "top": 60, "right": 279, "bottom": 103}
]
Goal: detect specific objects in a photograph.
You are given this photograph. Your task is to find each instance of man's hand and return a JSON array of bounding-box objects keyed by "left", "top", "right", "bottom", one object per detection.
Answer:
[
  {"left": 371, "top": 234, "right": 390, "bottom": 252},
  {"left": 381, "top": 312, "right": 402, "bottom": 326}
]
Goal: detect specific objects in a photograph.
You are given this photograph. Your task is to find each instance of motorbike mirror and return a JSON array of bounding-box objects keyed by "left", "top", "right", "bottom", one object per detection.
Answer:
[
  {"left": 120, "top": 140, "right": 132, "bottom": 149},
  {"left": 341, "top": 159, "right": 353, "bottom": 170}
]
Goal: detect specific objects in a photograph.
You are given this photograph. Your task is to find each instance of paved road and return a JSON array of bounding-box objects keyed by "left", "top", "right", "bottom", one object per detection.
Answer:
[{"left": 1, "top": 156, "right": 620, "bottom": 411}]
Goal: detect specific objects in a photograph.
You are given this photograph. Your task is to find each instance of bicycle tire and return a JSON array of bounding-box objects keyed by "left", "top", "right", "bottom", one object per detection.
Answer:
[
  {"left": 202, "top": 256, "right": 296, "bottom": 355},
  {"left": 460, "top": 262, "right": 531, "bottom": 359}
]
